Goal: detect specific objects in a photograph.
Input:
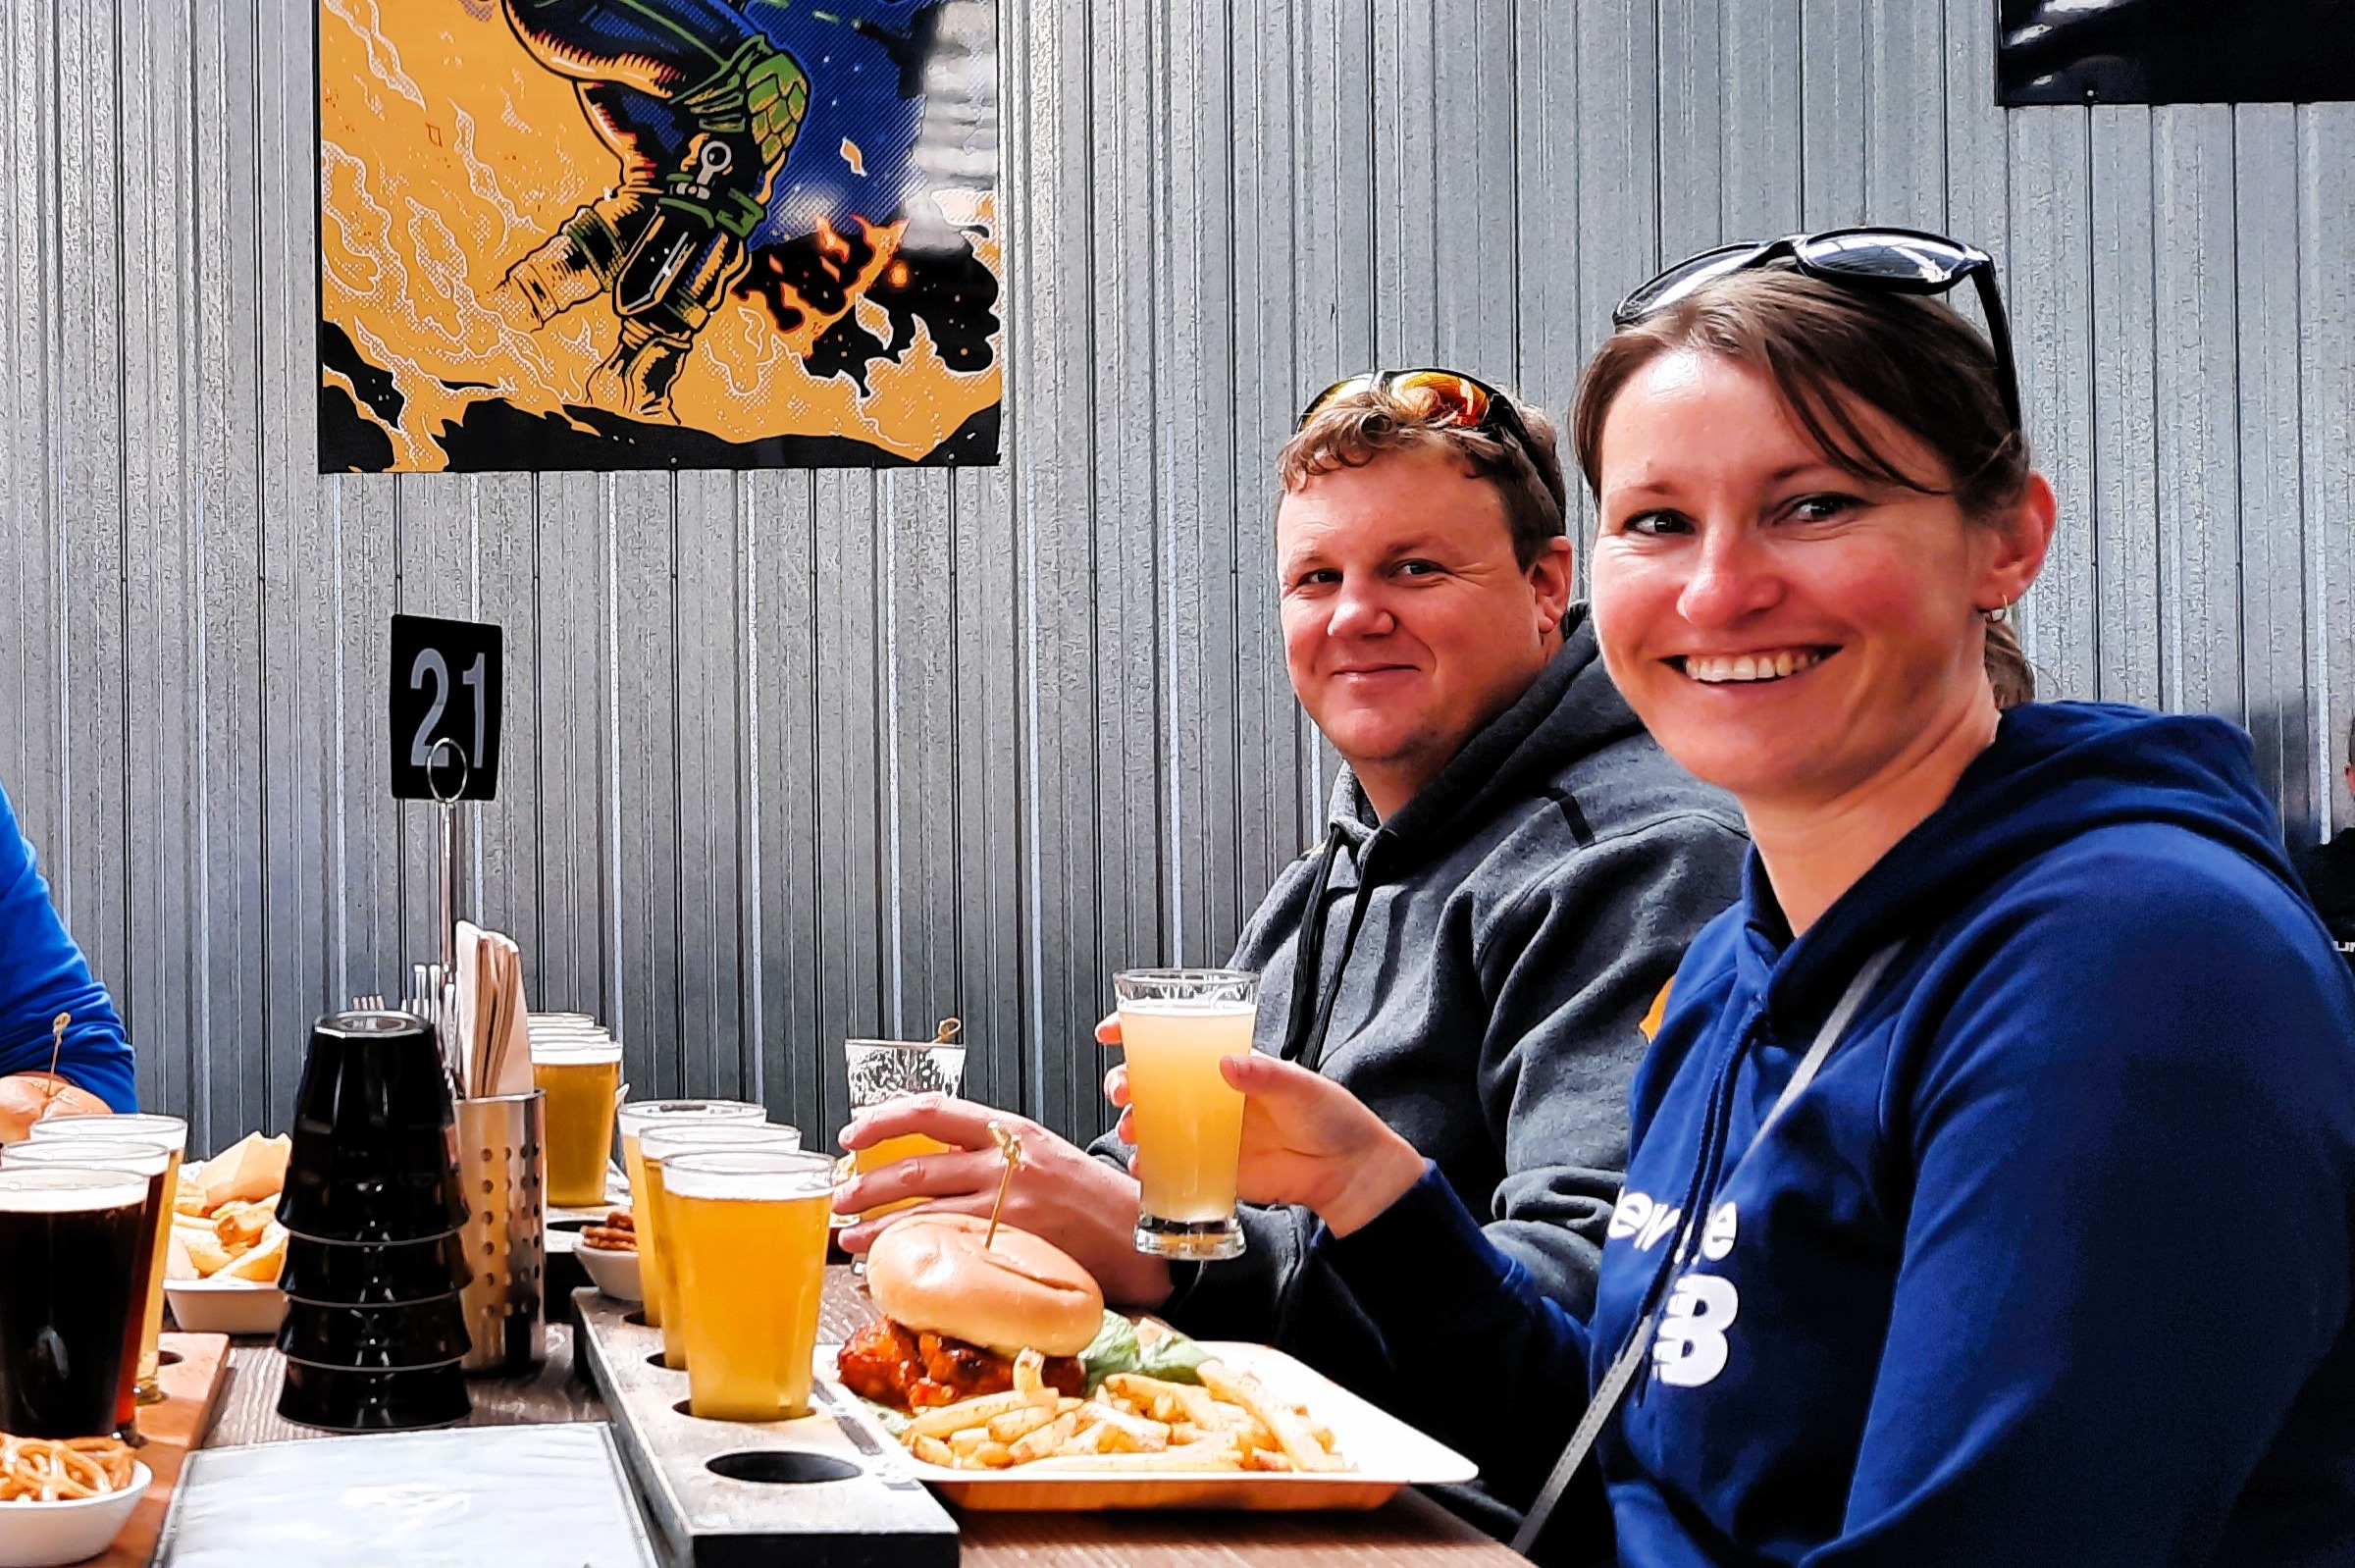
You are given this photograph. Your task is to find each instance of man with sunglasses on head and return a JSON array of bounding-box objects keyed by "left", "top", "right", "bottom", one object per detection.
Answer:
[{"left": 833, "top": 370, "right": 1745, "bottom": 1519}]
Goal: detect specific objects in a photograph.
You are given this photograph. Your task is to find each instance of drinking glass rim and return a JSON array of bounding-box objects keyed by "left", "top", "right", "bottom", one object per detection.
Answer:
[
  {"left": 616, "top": 1098, "right": 763, "bottom": 1134},
  {"left": 661, "top": 1146, "right": 837, "bottom": 1201},
  {"left": 0, "top": 1166, "right": 152, "bottom": 1209},
  {"left": 1113, "top": 967, "right": 1260, "bottom": 984},
  {"left": 639, "top": 1123, "right": 805, "bottom": 1160},
  {"left": 27, "top": 1113, "right": 188, "bottom": 1152},
  {"left": 2, "top": 1138, "right": 172, "bottom": 1176},
  {"left": 531, "top": 1040, "right": 623, "bottom": 1062},
  {"left": 842, "top": 1038, "right": 967, "bottom": 1054}
]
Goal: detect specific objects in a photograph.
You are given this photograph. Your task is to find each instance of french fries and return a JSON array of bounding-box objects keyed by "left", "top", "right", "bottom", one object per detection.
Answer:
[
  {"left": 882, "top": 1356, "right": 1348, "bottom": 1475},
  {"left": 164, "top": 1133, "right": 288, "bottom": 1285}
]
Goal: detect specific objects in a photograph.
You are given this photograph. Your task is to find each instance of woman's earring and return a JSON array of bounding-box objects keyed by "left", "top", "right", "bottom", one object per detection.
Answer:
[{"left": 1985, "top": 596, "right": 2013, "bottom": 625}]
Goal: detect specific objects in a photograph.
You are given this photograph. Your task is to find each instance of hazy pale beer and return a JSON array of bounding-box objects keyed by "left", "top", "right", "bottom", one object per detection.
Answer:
[
  {"left": 28, "top": 1112, "right": 188, "bottom": 1404},
  {"left": 1, "top": 1138, "right": 172, "bottom": 1435},
  {"left": 1117, "top": 969, "right": 1261, "bottom": 1260},
  {"left": 616, "top": 1100, "right": 761, "bottom": 1329},
  {"left": 0, "top": 1169, "right": 148, "bottom": 1437},
  {"left": 533, "top": 1041, "right": 623, "bottom": 1208},
  {"left": 843, "top": 1038, "right": 966, "bottom": 1220},
  {"left": 662, "top": 1149, "right": 835, "bottom": 1421},
  {"left": 637, "top": 1123, "right": 802, "bottom": 1371}
]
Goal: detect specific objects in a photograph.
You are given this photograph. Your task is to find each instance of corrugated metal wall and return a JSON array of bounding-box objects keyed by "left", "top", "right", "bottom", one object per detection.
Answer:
[{"left": 2, "top": 1, "right": 2349, "bottom": 1155}]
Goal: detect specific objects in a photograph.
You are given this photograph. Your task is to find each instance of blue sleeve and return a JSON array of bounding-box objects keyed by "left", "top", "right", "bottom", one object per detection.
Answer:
[
  {"left": 0, "top": 785, "right": 135, "bottom": 1110},
  {"left": 1316, "top": 1163, "right": 1595, "bottom": 1507},
  {"left": 1809, "top": 845, "right": 2355, "bottom": 1566}
]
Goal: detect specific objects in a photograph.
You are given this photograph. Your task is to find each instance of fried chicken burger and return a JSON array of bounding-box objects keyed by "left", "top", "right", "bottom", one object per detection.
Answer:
[{"left": 837, "top": 1212, "right": 1104, "bottom": 1409}]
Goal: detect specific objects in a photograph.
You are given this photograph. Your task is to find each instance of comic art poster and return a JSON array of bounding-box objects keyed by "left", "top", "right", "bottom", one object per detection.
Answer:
[{"left": 318, "top": 0, "right": 1001, "bottom": 473}]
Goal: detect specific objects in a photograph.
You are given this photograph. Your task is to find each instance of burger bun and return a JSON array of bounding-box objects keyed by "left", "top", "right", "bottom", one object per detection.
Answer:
[{"left": 865, "top": 1213, "right": 1105, "bottom": 1359}]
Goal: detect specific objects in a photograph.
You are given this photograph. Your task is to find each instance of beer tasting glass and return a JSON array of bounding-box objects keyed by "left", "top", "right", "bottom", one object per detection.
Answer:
[
  {"left": 0, "top": 1168, "right": 149, "bottom": 1437},
  {"left": 636, "top": 1122, "right": 802, "bottom": 1372},
  {"left": 532, "top": 1036, "right": 623, "bottom": 1209},
  {"left": 1115, "top": 968, "right": 1262, "bottom": 1261},
  {"left": 660, "top": 1148, "right": 836, "bottom": 1422},
  {"left": 615, "top": 1099, "right": 762, "bottom": 1330},
  {"left": 843, "top": 1036, "right": 967, "bottom": 1221},
  {"left": 2, "top": 1138, "right": 172, "bottom": 1435},
  {"left": 27, "top": 1111, "right": 189, "bottom": 1403}
]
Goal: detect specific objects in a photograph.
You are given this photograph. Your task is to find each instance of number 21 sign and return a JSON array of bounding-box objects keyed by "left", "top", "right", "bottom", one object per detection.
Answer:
[{"left": 389, "top": 614, "right": 503, "bottom": 801}]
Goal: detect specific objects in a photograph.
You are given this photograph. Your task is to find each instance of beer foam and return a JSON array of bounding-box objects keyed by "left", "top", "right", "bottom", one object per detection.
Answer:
[
  {"left": 1117, "top": 999, "right": 1258, "bottom": 1017},
  {"left": 0, "top": 1170, "right": 149, "bottom": 1212},
  {"left": 639, "top": 1123, "right": 803, "bottom": 1162},
  {"left": 661, "top": 1148, "right": 835, "bottom": 1203},
  {"left": 2, "top": 1138, "right": 171, "bottom": 1176},
  {"left": 532, "top": 1041, "right": 622, "bottom": 1064}
]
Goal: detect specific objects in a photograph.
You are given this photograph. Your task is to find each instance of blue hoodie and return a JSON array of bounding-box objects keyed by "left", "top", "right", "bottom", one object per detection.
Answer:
[
  {"left": 0, "top": 782, "right": 135, "bottom": 1110},
  {"left": 1321, "top": 703, "right": 2355, "bottom": 1565}
]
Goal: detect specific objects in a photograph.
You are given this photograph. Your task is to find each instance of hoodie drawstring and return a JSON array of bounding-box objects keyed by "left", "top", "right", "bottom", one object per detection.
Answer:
[{"left": 1279, "top": 824, "right": 1383, "bottom": 1073}]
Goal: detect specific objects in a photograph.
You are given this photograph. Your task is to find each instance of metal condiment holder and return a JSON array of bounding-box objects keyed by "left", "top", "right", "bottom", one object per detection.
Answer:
[{"left": 455, "top": 1090, "right": 547, "bottom": 1374}]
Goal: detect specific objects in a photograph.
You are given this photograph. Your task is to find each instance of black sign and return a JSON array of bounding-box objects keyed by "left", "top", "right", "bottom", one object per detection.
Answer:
[
  {"left": 389, "top": 615, "right": 503, "bottom": 802},
  {"left": 2000, "top": 0, "right": 2355, "bottom": 105}
]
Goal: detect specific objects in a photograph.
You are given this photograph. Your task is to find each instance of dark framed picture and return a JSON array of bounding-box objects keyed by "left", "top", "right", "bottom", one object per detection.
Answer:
[{"left": 1999, "top": 0, "right": 2355, "bottom": 105}]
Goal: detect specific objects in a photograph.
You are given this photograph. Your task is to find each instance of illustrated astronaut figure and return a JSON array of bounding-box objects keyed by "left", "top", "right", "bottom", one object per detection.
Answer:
[{"left": 492, "top": 0, "right": 810, "bottom": 420}]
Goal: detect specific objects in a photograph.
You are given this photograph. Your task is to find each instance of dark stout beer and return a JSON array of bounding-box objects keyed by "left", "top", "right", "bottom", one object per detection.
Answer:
[
  {"left": 0, "top": 1169, "right": 146, "bottom": 1437},
  {"left": 1, "top": 1139, "right": 173, "bottom": 1433}
]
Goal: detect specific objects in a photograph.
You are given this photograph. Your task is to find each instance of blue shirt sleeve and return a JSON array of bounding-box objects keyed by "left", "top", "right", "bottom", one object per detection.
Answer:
[
  {"left": 1808, "top": 842, "right": 2355, "bottom": 1566},
  {"left": 0, "top": 783, "right": 135, "bottom": 1110},
  {"left": 1316, "top": 1162, "right": 1596, "bottom": 1507}
]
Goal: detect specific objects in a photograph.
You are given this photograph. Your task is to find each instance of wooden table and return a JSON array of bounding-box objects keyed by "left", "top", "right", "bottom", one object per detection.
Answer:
[{"left": 202, "top": 1267, "right": 1521, "bottom": 1566}]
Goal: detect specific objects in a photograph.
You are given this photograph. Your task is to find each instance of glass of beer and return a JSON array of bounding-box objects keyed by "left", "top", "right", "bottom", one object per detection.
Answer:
[
  {"left": 27, "top": 1112, "right": 188, "bottom": 1403},
  {"left": 1, "top": 1139, "right": 172, "bottom": 1435},
  {"left": 843, "top": 1037, "right": 967, "bottom": 1221},
  {"left": 533, "top": 1038, "right": 624, "bottom": 1209},
  {"left": 637, "top": 1123, "right": 802, "bottom": 1372},
  {"left": 661, "top": 1148, "right": 836, "bottom": 1421},
  {"left": 0, "top": 1168, "right": 149, "bottom": 1437},
  {"left": 616, "top": 1099, "right": 762, "bottom": 1329},
  {"left": 1115, "top": 968, "right": 1261, "bottom": 1261}
]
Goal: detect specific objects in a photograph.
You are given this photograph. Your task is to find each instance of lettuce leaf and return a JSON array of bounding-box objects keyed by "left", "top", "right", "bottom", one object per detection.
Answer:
[{"left": 1079, "top": 1310, "right": 1205, "bottom": 1389}]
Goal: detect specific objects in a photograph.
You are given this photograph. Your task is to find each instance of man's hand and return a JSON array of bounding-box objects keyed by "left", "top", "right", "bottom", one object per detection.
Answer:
[
  {"left": 0, "top": 1071, "right": 108, "bottom": 1144},
  {"left": 834, "top": 1092, "right": 1174, "bottom": 1310},
  {"left": 1105, "top": 1053, "right": 1425, "bottom": 1238}
]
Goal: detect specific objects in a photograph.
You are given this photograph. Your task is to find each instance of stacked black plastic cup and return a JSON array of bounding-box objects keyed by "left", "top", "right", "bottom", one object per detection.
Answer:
[{"left": 274, "top": 1010, "right": 474, "bottom": 1431}]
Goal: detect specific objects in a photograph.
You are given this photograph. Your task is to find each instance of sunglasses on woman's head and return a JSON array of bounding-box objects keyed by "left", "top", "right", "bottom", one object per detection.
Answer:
[
  {"left": 1298, "top": 369, "right": 1563, "bottom": 510},
  {"left": 1614, "top": 228, "right": 2022, "bottom": 435}
]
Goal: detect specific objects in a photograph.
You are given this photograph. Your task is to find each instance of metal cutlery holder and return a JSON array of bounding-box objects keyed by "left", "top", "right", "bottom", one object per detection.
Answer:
[{"left": 454, "top": 1090, "right": 548, "bottom": 1374}]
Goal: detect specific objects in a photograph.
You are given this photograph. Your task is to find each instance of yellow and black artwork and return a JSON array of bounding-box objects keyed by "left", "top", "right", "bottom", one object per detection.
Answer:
[{"left": 319, "top": 0, "right": 1001, "bottom": 472}]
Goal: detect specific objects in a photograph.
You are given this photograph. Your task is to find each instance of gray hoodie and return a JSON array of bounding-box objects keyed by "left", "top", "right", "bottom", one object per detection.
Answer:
[{"left": 1093, "top": 606, "right": 1747, "bottom": 1391}]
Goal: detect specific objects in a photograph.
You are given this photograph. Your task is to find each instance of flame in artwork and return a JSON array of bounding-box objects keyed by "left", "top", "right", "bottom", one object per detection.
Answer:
[{"left": 317, "top": 0, "right": 1002, "bottom": 469}]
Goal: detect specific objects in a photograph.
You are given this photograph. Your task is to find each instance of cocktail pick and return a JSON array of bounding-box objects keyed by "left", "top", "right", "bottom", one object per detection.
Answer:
[
  {"left": 31, "top": 1012, "right": 68, "bottom": 1123},
  {"left": 983, "top": 1120, "right": 1022, "bottom": 1250},
  {"left": 933, "top": 1018, "right": 962, "bottom": 1045}
]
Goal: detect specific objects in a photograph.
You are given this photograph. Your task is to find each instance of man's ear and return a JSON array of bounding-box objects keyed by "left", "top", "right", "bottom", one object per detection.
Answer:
[{"left": 1530, "top": 535, "right": 1575, "bottom": 636}]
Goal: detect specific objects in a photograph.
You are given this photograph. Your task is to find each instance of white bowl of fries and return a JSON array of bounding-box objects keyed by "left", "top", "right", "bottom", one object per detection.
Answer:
[{"left": 0, "top": 1437, "right": 150, "bottom": 1568}]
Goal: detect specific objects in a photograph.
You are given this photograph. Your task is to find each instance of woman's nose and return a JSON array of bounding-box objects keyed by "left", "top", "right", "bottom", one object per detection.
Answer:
[{"left": 1676, "top": 532, "right": 1781, "bottom": 628}]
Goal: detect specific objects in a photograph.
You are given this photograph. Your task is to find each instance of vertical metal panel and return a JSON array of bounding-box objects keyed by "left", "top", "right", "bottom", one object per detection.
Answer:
[
  {"left": 1800, "top": 0, "right": 1868, "bottom": 228},
  {"left": 533, "top": 471, "right": 615, "bottom": 1023},
  {"left": 331, "top": 480, "right": 407, "bottom": 1027},
  {"left": 1942, "top": 0, "right": 2011, "bottom": 298},
  {"left": 2303, "top": 105, "right": 2355, "bottom": 837},
  {"left": 1433, "top": 0, "right": 1518, "bottom": 376},
  {"left": 948, "top": 462, "right": 1027, "bottom": 1114},
  {"left": 1722, "top": 0, "right": 1804, "bottom": 240},
  {"left": 2234, "top": 106, "right": 2312, "bottom": 838},
  {"left": 54, "top": 0, "right": 126, "bottom": 996},
  {"left": 1574, "top": 1, "right": 1659, "bottom": 388},
  {"left": 472, "top": 475, "right": 544, "bottom": 989},
  {"left": 1, "top": 0, "right": 60, "bottom": 861},
  {"left": 673, "top": 472, "right": 747, "bottom": 1099},
  {"left": 1159, "top": 0, "right": 1238, "bottom": 977},
  {"left": 880, "top": 469, "right": 962, "bottom": 1042},
  {"left": 119, "top": 0, "right": 200, "bottom": 1137},
  {"left": 2009, "top": 110, "right": 2098, "bottom": 699},
  {"left": 1657, "top": 0, "right": 1725, "bottom": 267},
  {"left": 1862, "top": 0, "right": 1948, "bottom": 232},
  {"left": 610, "top": 474, "right": 682, "bottom": 1098},
  {"left": 1371, "top": 0, "right": 1438, "bottom": 363},
  {"left": 2089, "top": 108, "right": 2163, "bottom": 709},
  {"left": 743, "top": 470, "right": 824, "bottom": 1131},
  {"left": 812, "top": 471, "right": 885, "bottom": 1138},
  {"left": 392, "top": 478, "right": 481, "bottom": 975},
  {"left": 2152, "top": 105, "right": 2243, "bottom": 720}
]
